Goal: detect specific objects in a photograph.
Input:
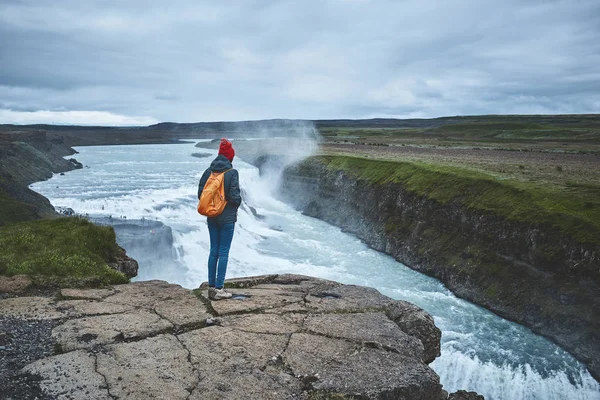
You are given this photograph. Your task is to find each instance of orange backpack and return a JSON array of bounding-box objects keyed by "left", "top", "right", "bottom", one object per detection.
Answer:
[{"left": 197, "top": 170, "right": 231, "bottom": 217}]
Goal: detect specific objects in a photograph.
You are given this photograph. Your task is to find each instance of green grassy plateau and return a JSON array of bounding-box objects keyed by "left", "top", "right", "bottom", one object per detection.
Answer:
[
  {"left": 316, "top": 115, "right": 600, "bottom": 245},
  {"left": 319, "top": 115, "right": 600, "bottom": 244},
  {"left": 312, "top": 155, "right": 600, "bottom": 245},
  {"left": 0, "top": 218, "right": 128, "bottom": 287}
]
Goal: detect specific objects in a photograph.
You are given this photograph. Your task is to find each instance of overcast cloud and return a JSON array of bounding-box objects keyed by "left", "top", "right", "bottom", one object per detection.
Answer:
[{"left": 1, "top": 0, "right": 599, "bottom": 125}]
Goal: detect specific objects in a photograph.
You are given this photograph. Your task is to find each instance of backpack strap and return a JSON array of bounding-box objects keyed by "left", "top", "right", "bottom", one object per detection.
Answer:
[
  {"left": 220, "top": 168, "right": 233, "bottom": 196},
  {"left": 210, "top": 168, "right": 232, "bottom": 177}
]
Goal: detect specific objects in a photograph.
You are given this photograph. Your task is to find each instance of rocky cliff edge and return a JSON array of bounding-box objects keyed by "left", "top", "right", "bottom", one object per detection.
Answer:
[{"left": 0, "top": 274, "right": 482, "bottom": 400}]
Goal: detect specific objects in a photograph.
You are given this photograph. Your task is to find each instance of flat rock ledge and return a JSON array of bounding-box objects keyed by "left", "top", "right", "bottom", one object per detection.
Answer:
[{"left": 0, "top": 274, "right": 483, "bottom": 400}]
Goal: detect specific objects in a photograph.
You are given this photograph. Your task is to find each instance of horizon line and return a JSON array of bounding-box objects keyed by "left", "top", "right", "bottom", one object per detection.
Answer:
[{"left": 1, "top": 112, "right": 599, "bottom": 128}]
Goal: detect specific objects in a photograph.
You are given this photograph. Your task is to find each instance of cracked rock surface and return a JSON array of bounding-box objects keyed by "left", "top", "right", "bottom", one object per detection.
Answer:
[{"left": 1, "top": 274, "right": 483, "bottom": 399}]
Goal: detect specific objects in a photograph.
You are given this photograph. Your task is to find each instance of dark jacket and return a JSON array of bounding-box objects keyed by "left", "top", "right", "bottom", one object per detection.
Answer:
[{"left": 198, "top": 155, "right": 242, "bottom": 224}]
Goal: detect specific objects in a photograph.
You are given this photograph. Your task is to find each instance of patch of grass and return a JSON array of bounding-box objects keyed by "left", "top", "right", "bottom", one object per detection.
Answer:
[
  {"left": 191, "top": 289, "right": 218, "bottom": 315},
  {"left": 0, "top": 217, "right": 128, "bottom": 286},
  {"left": 312, "top": 155, "right": 600, "bottom": 245},
  {"left": 0, "top": 187, "right": 39, "bottom": 225},
  {"left": 433, "top": 122, "right": 551, "bottom": 137}
]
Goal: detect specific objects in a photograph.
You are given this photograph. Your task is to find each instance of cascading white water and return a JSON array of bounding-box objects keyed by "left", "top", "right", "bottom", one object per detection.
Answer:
[{"left": 31, "top": 141, "right": 600, "bottom": 400}]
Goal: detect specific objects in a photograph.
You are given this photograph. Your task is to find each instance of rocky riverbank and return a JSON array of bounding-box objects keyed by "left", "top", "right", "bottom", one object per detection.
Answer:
[
  {"left": 280, "top": 156, "right": 600, "bottom": 381},
  {"left": 0, "top": 274, "right": 482, "bottom": 399},
  {"left": 0, "top": 129, "right": 82, "bottom": 225},
  {"left": 0, "top": 131, "right": 138, "bottom": 287}
]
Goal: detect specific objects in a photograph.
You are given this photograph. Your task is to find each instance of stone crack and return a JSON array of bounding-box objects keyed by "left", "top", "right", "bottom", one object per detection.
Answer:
[
  {"left": 174, "top": 334, "right": 201, "bottom": 400},
  {"left": 151, "top": 306, "right": 175, "bottom": 325},
  {"left": 193, "top": 291, "right": 218, "bottom": 316},
  {"left": 93, "top": 353, "right": 117, "bottom": 400},
  {"left": 299, "top": 327, "right": 402, "bottom": 356},
  {"left": 274, "top": 313, "right": 309, "bottom": 381}
]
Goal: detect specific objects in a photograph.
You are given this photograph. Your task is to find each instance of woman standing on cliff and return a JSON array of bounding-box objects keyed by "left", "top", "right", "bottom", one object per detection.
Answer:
[{"left": 197, "top": 138, "right": 242, "bottom": 300}]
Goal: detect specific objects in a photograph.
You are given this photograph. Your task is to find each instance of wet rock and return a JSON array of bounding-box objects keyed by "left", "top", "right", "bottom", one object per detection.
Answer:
[
  {"left": 67, "top": 158, "right": 83, "bottom": 169},
  {"left": 56, "top": 206, "right": 75, "bottom": 215},
  {"left": 108, "top": 247, "right": 139, "bottom": 278},
  {"left": 386, "top": 300, "right": 442, "bottom": 363},
  {"left": 449, "top": 390, "right": 486, "bottom": 399},
  {"left": 192, "top": 152, "right": 212, "bottom": 158}
]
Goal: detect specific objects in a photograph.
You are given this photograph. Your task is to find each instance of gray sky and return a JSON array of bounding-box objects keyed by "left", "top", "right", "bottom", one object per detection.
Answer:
[{"left": 1, "top": 0, "right": 599, "bottom": 125}]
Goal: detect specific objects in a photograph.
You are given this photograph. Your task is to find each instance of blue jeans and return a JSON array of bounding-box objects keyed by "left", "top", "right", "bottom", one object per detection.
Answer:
[{"left": 207, "top": 221, "right": 235, "bottom": 289}]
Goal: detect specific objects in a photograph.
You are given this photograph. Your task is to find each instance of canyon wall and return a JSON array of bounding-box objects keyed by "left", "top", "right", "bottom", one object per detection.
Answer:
[
  {"left": 0, "top": 130, "right": 82, "bottom": 225},
  {"left": 280, "top": 156, "right": 600, "bottom": 380}
]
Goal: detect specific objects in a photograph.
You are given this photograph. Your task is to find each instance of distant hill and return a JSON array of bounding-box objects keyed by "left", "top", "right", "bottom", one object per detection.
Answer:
[{"left": 1, "top": 114, "right": 599, "bottom": 146}]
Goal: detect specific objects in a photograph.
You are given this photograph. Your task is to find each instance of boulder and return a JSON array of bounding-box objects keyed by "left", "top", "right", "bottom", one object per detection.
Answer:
[
  {"left": 108, "top": 247, "right": 139, "bottom": 278},
  {"left": 449, "top": 390, "right": 486, "bottom": 400}
]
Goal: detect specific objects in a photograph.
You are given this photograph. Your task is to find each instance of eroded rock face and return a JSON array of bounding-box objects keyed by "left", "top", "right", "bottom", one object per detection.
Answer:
[
  {"left": 1, "top": 275, "right": 483, "bottom": 399},
  {"left": 108, "top": 246, "right": 139, "bottom": 278},
  {"left": 449, "top": 390, "right": 486, "bottom": 400}
]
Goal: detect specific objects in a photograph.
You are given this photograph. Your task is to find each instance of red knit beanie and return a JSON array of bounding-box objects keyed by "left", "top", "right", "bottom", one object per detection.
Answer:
[{"left": 218, "top": 138, "right": 235, "bottom": 162}]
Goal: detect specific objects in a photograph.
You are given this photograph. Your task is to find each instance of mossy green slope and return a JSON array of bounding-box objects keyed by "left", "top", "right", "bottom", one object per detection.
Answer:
[
  {"left": 313, "top": 155, "right": 600, "bottom": 245},
  {"left": 0, "top": 218, "right": 128, "bottom": 286},
  {"left": 0, "top": 187, "right": 39, "bottom": 225}
]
